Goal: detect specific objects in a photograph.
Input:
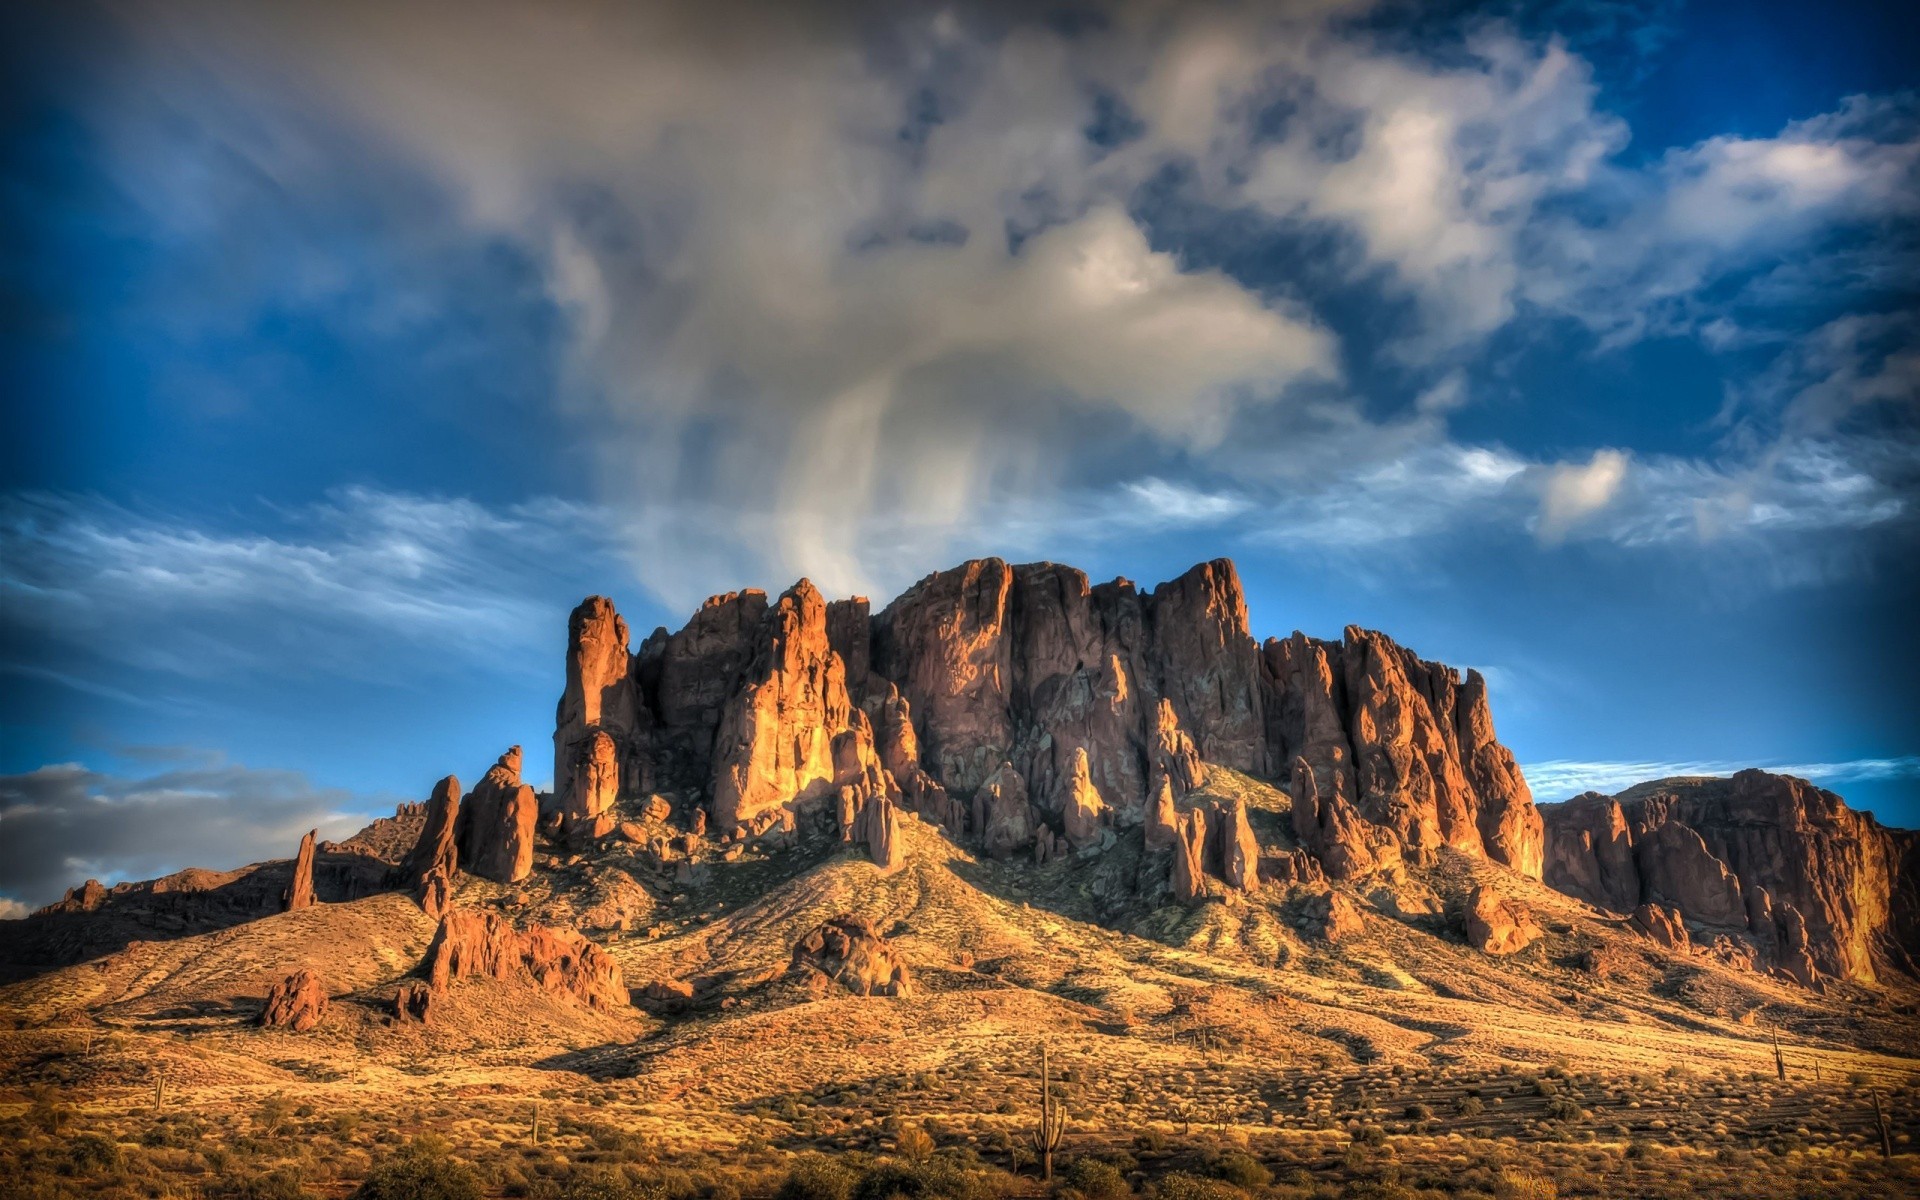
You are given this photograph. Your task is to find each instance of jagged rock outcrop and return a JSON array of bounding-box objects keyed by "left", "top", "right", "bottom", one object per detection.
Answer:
[
  {"left": 283, "top": 830, "right": 317, "bottom": 913},
  {"left": 423, "top": 907, "right": 628, "bottom": 1012},
  {"left": 1542, "top": 770, "right": 1908, "bottom": 985},
  {"left": 791, "top": 916, "right": 910, "bottom": 996},
  {"left": 1214, "top": 795, "right": 1260, "bottom": 892},
  {"left": 456, "top": 748, "right": 537, "bottom": 884},
  {"left": 1298, "top": 888, "right": 1365, "bottom": 943},
  {"left": 1061, "top": 748, "right": 1107, "bottom": 849},
  {"left": 710, "top": 581, "right": 856, "bottom": 833},
  {"left": 1170, "top": 809, "right": 1209, "bottom": 902},
  {"left": 854, "top": 791, "right": 904, "bottom": 873},
  {"left": 554, "top": 596, "right": 642, "bottom": 803},
  {"left": 552, "top": 556, "right": 1547, "bottom": 890},
  {"left": 974, "top": 761, "right": 1037, "bottom": 860},
  {"left": 1630, "top": 902, "right": 1690, "bottom": 951},
  {"left": 561, "top": 730, "right": 620, "bottom": 840},
  {"left": 259, "top": 968, "right": 327, "bottom": 1031},
  {"left": 400, "top": 776, "right": 461, "bottom": 918},
  {"left": 1464, "top": 884, "right": 1543, "bottom": 955}
]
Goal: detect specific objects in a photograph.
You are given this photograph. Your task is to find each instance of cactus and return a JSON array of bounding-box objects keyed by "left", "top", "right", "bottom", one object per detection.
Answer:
[
  {"left": 1771, "top": 1024, "right": 1785, "bottom": 1081},
  {"left": 1871, "top": 1089, "right": 1892, "bottom": 1160},
  {"left": 1029, "top": 1041, "right": 1065, "bottom": 1181},
  {"left": 531, "top": 1099, "right": 542, "bottom": 1145},
  {"left": 152, "top": 1070, "right": 167, "bottom": 1113}
]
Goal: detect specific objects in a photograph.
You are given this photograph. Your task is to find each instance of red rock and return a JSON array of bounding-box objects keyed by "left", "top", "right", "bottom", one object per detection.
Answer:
[
  {"left": 1540, "top": 792, "right": 1637, "bottom": 913},
  {"left": 1299, "top": 889, "right": 1365, "bottom": 943},
  {"left": 1464, "top": 884, "right": 1542, "bottom": 955},
  {"left": 791, "top": 916, "right": 910, "bottom": 996},
  {"left": 1145, "top": 774, "right": 1180, "bottom": 850},
  {"left": 554, "top": 596, "right": 642, "bottom": 803},
  {"left": 260, "top": 968, "right": 327, "bottom": 1031},
  {"left": 283, "top": 829, "right": 317, "bottom": 912},
  {"left": 855, "top": 791, "right": 905, "bottom": 873},
  {"left": 423, "top": 907, "right": 628, "bottom": 1012},
  {"left": 1630, "top": 901, "right": 1690, "bottom": 951},
  {"left": 974, "top": 761, "right": 1036, "bottom": 860},
  {"left": 561, "top": 729, "right": 620, "bottom": 837},
  {"left": 710, "top": 581, "right": 854, "bottom": 833},
  {"left": 457, "top": 748, "right": 537, "bottom": 884},
  {"left": 401, "top": 775, "right": 461, "bottom": 913},
  {"left": 1551, "top": 768, "right": 1899, "bottom": 988},
  {"left": 1151, "top": 698, "right": 1206, "bottom": 797},
  {"left": 1170, "top": 809, "right": 1209, "bottom": 902},
  {"left": 1148, "top": 559, "right": 1264, "bottom": 773},
  {"left": 394, "top": 980, "right": 433, "bottom": 1022},
  {"left": 1214, "top": 795, "right": 1260, "bottom": 892},
  {"left": 1061, "top": 748, "right": 1107, "bottom": 849}
]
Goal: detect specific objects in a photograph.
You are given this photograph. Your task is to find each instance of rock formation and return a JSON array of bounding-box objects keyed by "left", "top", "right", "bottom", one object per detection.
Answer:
[
  {"left": 283, "top": 830, "right": 317, "bottom": 912},
  {"left": 1298, "top": 889, "right": 1365, "bottom": 943},
  {"left": 1464, "top": 884, "right": 1542, "bottom": 955},
  {"left": 551, "top": 556, "right": 1549, "bottom": 890},
  {"left": 790, "top": 916, "right": 910, "bottom": 996},
  {"left": 710, "top": 581, "right": 856, "bottom": 833},
  {"left": 456, "top": 748, "right": 537, "bottom": 885},
  {"left": 401, "top": 776, "right": 461, "bottom": 919},
  {"left": 1215, "top": 795, "right": 1260, "bottom": 892},
  {"left": 422, "top": 907, "right": 628, "bottom": 1012},
  {"left": 1170, "top": 809, "right": 1210, "bottom": 902},
  {"left": 1541, "top": 770, "right": 1908, "bottom": 985},
  {"left": 561, "top": 729, "right": 620, "bottom": 840},
  {"left": 260, "top": 968, "right": 327, "bottom": 1031},
  {"left": 1630, "top": 902, "right": 1690, "bottom": 951},
  {"left": 554, "top": 596, "right": 640, "bottom": 805}
]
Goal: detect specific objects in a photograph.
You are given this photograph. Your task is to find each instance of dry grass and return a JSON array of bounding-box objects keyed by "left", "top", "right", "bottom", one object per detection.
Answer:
[{"left": 2, "top": 771, "right": 1915, "bottom": 1198}]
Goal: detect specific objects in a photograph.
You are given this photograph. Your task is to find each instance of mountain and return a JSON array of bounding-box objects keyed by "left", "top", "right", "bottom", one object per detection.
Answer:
[
  {"left": 3, "top": 557, "right": 1916, "bottom": 1198},
  {"left": 1542, "top": 770, "right": 1919, "bottom": 988}
]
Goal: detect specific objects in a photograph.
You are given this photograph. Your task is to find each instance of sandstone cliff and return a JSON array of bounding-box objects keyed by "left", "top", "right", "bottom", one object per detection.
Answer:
[
  {"left": 553, "top": 557, "right": 1545, "bottom": 890},
  {"left": 1541, "top": 769, "right": 1913, "bottom": 986}
]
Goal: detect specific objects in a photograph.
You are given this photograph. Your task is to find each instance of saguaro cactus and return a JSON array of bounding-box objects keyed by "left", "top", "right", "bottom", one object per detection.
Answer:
[
  {"left": 1872, "top": 1089, "right": 1893, "bottom": 1160},
  {"left": 1030, "top": 1041, "right": 1065, "bottom": 1181},
  {"left": 1771, "top": 1025, "right": 1785, "bottom": 1081}
]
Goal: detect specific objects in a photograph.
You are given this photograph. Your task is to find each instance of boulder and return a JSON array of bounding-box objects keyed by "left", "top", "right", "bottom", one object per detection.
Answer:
[
  {"left": 1214, "top": 795, "right": 1260, "bottom": 892},
  {"left": 260, "top": 968, "right": 327, "bottom": 1031},
  {"left": 283, "top": 830, "right": 317, "bottom": 913},
  {"left": 790, "top": 916, "right": 910, "bottom": 997},
  {"left": 974, "top": 762, "right": 1036, "bottom": 860},
  {"left": 1299, "top": 889, "right": 1366, "bottom": 943},
  {"left": 422, "top": 907, "right": 628, "bottom": 1012},
  {"left": 1464, "top": 884, "right": 1543, "bottom": 956},
  {"left": 1630, "top": 901, "right": 1690, "bottom": 951}
]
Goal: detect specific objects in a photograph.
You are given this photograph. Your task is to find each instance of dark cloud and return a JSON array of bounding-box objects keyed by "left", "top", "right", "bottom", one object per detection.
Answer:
[{"left": 0, "top": 758, "right": 378, "bottom": 911}]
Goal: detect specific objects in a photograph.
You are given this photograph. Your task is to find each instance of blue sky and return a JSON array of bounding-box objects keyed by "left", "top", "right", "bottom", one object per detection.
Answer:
[{"left": 1, "top": 0, "right": 1915, "bottom": 912}]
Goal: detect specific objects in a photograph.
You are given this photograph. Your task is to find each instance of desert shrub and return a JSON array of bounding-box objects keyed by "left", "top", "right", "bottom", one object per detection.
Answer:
[
  {"left": 1063, "top": 1157, "right": 1129, "bottom": 1200},
  {"left": 223, "top": 1169, "right": 315, "bottom": 1200},
  {"left": 62, "top": 1135, "right": 121, "bottom": 1175},
  {"left": 1455, "top": 1096, "right": 1484, "bottom": 1117},
  {"left": 353, "top": 1137, "right": 483, "bottom": 1200},
  {"left": 776, "top": 1157, "right": 855, "bottom": 1200},
  {"left": 1207, "top": 1152, "right": 1269, "bottom": 1190},
  {"left": 851, "top": 1160, "right": 990, "bottom": 1200},
  {"left": 1148, "top": 1174, "right": 1237, "bottom": 1200},
  {"left": 1544, "top": 1098, "right": 1583, "bottom": 1123},
  {"left": 27, "top": 1087, "right": 71, "bottom": 1136},
  {"left": 1492, "top": 1169, "right": 1556, "bottom": 1200},
  {"left": 1132, "top": 1131, "right": 1168, "bottom": 1158},
  {"left": 895, "top": 1124, "right": 936, "bottom": 1163},
  {"left": 1350, "top": 1125, "right": 1387, "bottom": 1147},
  {"left": 1404, "top": 1104, "right": 1432, "bottom": 1122}
]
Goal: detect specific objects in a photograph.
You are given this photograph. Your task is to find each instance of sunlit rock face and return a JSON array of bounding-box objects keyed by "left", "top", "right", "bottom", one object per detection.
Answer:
[
  {"left": 1541, "top": 769, "right": 1910, "bottom": 985},
  {"left": 550, "top": 556, "right": 1545, "bottom": 885}
]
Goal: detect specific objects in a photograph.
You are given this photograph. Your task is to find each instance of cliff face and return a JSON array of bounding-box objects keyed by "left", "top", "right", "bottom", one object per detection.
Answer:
[
  {"left": 551, "top": 557, "right": 1544, "bottom": 887},
  {"left": 1541, "top": 769, "right": 1911, "bottom": 986}
]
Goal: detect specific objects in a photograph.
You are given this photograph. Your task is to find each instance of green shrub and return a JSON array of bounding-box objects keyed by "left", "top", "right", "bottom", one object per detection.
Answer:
[
  {"left": 1148, "top": 1173, "right": 1236, "bottom": 1200},
  {"left": 776, "top": 1157, "right": 855, "bottom": 1200},
  {"left": 353, "top": 1137, "right": 483, "bottom": 1200},
  {"left": 1064, "top": 1157, "right": 1129, "bottom": 1200},
  {"left": 1207, "top": 1152, "right": 1269, "bottom": 1189},
  {"left": 62, "top": 1135, "right": 121, "bottom": 1174},
  {"left": 224, "top": 1169, "right": 315, "bottom": 1200}
]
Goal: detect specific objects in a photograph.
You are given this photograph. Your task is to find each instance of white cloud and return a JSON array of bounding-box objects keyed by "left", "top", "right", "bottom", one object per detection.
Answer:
[
  {"left": 81, "top": 0, "right": 1920, "bottom": 597},
  {"left": 0, "top": 489, "right": 619, "bottom": 682},
  {"left": 1523, "top": 756, "right": 1920, "bottom": 804},
  {"left": 1536, "top": 448, "right": 1630, "bottom": 544}
]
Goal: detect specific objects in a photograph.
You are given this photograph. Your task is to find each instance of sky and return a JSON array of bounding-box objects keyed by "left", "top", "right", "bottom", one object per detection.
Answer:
[{"left": 1, "top": 0, "right": 1916, "bottom": 913}]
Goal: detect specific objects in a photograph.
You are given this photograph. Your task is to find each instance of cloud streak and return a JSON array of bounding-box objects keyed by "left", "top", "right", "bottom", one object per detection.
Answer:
[{"left": 1522, "top": 756, "right": 1920, "bottom": 804}]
